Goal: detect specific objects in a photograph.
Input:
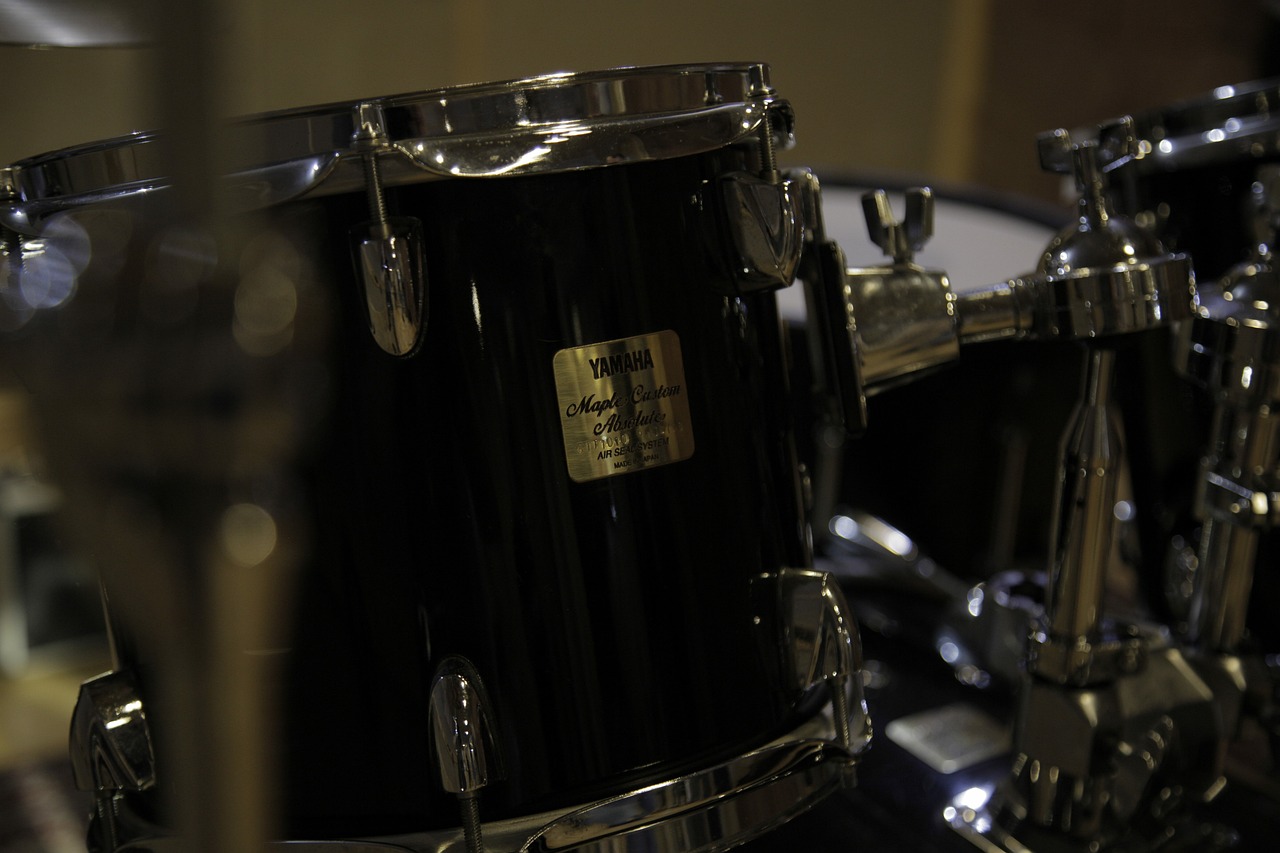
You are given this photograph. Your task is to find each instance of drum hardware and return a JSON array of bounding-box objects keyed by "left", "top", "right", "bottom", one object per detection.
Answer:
[
  {"left": 350, "top": 101, "right": 428, "bottom": 358},
  {"left": 790, "top": 171, "right": 969, "bottom": 566},
  {"left": 1178, "top": 165, "right": 1280, "bottom": 654},
  {"left": 822, "top": 508, "right": 968, "bottom": 602},
  {"left": 93, "top": 736, "right": 856, "bottom": 853},
  {"left": 0, "top": 166, "right": 23, "bottom": 327},
  {"left": 820, "top": 506, "right": 1047, "bottom": 690},
  {"left": 746, "top": 64, "right": 784, "bottom": 179},
  {"left": 850, "top": 187, "right": 960, "bottom": 391},
  {"left": 715, "top": 74, "right": 801, "bottom": 293},
  {"left": 936, "top": 569, "right": 1045, "bottom": 690},
  {"left": 939, "top": 123, "right": 1234, "bottom": 852},
  {"left": 429, "top": 657, "right": 502, "bottom": 853},
  {"left": 1101, "top": 78, "right": 1280, "bottom": 764},
  {"left": 717, "top": 169, "right": 803, "bottom": 292},
  {"left": 1173, "top": 164, "right": 1280, "bottom": 774},
  {"left": 793, "top": 115, "right": 1194, "bottom": 444},
  {"left": 784, "top": 184, "right": 1065, "bottom": 575},
  {"left": 777, "top": 568, "right": 870, "bottom": 754},
  {"left": 1100, "top": 80, "right": 1280, "bottom": 284},
  {"left": 69, "top": 671, "right": 157, "bottom": 853},
  {"left": 1098, "top": 84, "right": 1280, "bottom": 623},
  {"left": 792, "top": 171, "right": 962, "bottom": 438}
]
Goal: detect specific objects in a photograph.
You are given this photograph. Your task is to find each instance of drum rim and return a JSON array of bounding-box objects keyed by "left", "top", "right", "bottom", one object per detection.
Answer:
[
  {"left": 5, "top": 61, "right": 790, "bottom": 214},
  {"left": 1102, "top": 77, "right": 1280, "bottom": 172}
]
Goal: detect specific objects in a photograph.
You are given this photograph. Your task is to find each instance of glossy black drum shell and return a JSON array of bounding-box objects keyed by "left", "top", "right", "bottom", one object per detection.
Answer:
[{"left": 92, "top": 148, "right": 813, "bottom": 838}]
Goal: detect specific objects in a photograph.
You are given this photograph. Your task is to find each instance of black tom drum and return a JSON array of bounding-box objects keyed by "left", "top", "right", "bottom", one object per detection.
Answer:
[{"left": 3, "top": 63, "right": 869, "bottom": 852}]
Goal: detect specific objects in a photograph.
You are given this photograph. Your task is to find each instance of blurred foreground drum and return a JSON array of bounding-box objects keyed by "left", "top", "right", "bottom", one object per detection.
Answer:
[{"left": 1, "top": 64, "right": 869, "bottom": 851}]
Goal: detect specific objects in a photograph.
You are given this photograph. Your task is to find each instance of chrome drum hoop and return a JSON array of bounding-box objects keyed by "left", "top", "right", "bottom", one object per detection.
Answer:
[
  {"left": 4, "top": 62, "right": 794, "bottom": 224},
  {"left": 103, "top": 698, "right": 867, "bottom": 853}
]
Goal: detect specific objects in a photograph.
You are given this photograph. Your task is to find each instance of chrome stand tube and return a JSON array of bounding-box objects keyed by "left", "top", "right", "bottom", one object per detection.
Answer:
[
  {"left": 1033, "top": 348, "right": 1123, "bottom": 685},
  {"left": 1189, "top": 406, "right": 1280, "bottom": 653},
  {"left": 1180, "top": 167, "right": 1280, "bottom": 658}
]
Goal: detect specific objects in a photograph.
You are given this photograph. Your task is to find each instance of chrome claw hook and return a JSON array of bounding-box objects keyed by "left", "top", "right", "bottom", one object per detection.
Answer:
[{"left": 349, "top": 101, "right": 428, "bottom": 357}]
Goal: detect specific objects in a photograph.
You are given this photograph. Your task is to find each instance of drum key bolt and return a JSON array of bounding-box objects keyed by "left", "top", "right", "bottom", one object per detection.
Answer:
[{"left": 746, "top": 64, "right": 780, "bottom": 181}]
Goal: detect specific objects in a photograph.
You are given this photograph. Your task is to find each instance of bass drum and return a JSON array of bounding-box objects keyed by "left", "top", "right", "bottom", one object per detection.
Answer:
[{"left": 5, "top": 64, "right": 869, "bottom": 852}]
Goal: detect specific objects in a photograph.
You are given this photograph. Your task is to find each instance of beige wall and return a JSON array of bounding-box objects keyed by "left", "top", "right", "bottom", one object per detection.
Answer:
[
  {"left": 0, "top": 1, "right": 984, "bottom": 179},
  {"left": 0, "top": 1, "right": 1267, "bottom": 201}
]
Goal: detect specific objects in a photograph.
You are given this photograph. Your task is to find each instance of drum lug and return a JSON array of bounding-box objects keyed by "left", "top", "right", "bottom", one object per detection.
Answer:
[
  {"left": 710, "top": 91, "right": 801, "bottom": 293},
  {"left": 350, "top": 101, "right": 428, "bottom": 357},
  {"left": 777, "top": 568, "right": 872, "bottom": 754},
  {"left": 351, "top": 217, "right": 427, "bottom": 356},
  {"left": 429, "top": 656, "right": 503, "bottom": 853},
  {"left": 69, "top": 670, "right": 156, "bottom": 853},
  {"left": 718, "top": 172, "right": 804, "bottom": 290}
]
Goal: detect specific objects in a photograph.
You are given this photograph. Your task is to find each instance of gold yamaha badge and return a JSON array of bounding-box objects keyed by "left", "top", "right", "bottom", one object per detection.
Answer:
[{"left": 553, "top": 329, "right": 695, "bottom": 482}]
